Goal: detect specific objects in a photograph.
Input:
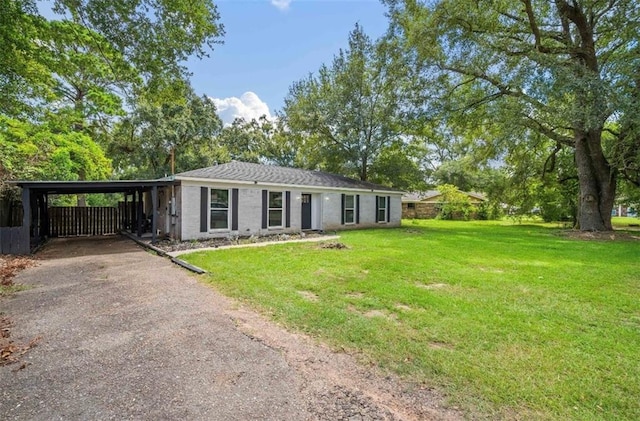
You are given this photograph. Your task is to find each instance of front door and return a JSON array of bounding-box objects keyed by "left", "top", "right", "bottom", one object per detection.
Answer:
[{"left": 301, "top": 194, "right": 312, "bottom": 230}]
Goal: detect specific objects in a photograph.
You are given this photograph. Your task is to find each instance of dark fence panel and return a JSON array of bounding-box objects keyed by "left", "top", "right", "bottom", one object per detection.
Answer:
[
  {"left": 0, "top": 227, "right": 30, "bottom": 254},
  {"left": 48, "top": 207, "right": 122, "bottom": 237}
]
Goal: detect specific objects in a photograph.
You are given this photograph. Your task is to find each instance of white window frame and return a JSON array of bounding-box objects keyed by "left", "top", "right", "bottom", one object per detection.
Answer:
[
  {"left": 268, "top": 191, "right": 284, "bottom": 228},
  {"left": 377, "top": 196, "right": 388, "bottom": 223},
  {"left": 344, "top": 194, "right": 355, "bottom": 225},
  {"left": 210, "top": 188, "right": 230, "bottom": 231}
]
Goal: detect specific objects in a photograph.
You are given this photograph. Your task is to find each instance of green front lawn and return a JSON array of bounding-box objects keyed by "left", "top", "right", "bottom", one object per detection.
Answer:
[{"left": 183, "top": 220, "right": 640, "bottom": 420}]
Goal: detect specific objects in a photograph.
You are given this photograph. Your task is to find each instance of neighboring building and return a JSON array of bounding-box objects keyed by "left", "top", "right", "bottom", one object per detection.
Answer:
[
  {"left": 159, "top": 161, "right": 403, "bottom": 241},
  {"left": 612, "top": 203, "right": 638, "bottom": 217},
  {"left": 401, "top": 190, "right": 486, "bottom": 219}
]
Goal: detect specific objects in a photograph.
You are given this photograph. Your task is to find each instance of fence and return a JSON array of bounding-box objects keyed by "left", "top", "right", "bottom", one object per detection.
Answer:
[
  {"left": 49, "top": 206, "right": 122, "bottom": 237},
  {"left": 0, "top": 227, "right": 30, "bottom": 254}
]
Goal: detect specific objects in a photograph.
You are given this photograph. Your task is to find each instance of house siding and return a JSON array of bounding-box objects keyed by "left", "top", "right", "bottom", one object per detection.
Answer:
[
  {"left": 179, "top": 180, "right": 401, "bottom": 240},
  {"left": 402, "top": 202, "right": 440, "bottom": 219},
  {"left": 310, "top": 192, "right": 401, "bottom": 231},
  {"left": 402, "top": 194, "right": 485, "bottom": 220}
]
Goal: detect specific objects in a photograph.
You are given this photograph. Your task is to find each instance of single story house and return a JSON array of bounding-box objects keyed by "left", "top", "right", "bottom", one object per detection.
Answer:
[
  {"left": 402, "top": 190, "right": 486, "bottom": 219},
  {"left": 158, "top": 161, "right": 403, "bottom": 241},
  {"left": 3, "top": 162, "right": 403, "bottom": 253}
]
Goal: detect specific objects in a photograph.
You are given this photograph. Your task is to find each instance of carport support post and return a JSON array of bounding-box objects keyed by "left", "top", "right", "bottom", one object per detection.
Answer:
[
  {"left": 21, "top": 186, "right": 31, "bottom": 239},
  {"left": 123, "top": 194, "right": 128, "bottom": 231},
  {"left": 136, "top": 189, "right": 143, "bottom": 237},
  {"left": 131, "top": 192, "right": 136, "bottom": 233},
  {"left": 151, "top": 186, "right": 157, "bottom": 244}
]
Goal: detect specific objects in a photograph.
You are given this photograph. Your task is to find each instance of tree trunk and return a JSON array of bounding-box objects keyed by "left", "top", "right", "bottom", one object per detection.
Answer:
[
  {"left": 360, "top": 155, "right": 368, "bottom": 181},
  {"left": 574, "top": 129, "right": 615, "bottom": 231}
]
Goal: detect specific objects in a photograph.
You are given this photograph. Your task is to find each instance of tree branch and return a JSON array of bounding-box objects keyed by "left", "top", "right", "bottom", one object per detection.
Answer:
[{"left": 521, "top": 114, "right": 574, "bottom": 146}]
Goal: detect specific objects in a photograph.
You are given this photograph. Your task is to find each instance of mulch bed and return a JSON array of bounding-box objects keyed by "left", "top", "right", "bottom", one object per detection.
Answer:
[
  {"left": 556, "top": 230, "right": 640, "bottom": 241},
  {"left": 154, "top": 232, "right": 330, "bottom": 253}
]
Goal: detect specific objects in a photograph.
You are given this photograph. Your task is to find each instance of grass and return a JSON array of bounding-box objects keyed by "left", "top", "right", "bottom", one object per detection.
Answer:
[
  {"left": 612, "top": 216, "right": 640, "bottom": 228},
  {"left": 183, "top": 220, "right": 640, "bottom": 420},
  {"left": 0, "top": 284, "right": 28, "bottom": 297}
]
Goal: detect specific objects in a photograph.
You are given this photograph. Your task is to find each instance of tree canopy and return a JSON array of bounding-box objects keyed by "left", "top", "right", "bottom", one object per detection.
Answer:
[
  {"left": 0, "top": 0, "right": 224, "bottom": 190},
  {"left": 387, "top": 0, "right": 640, "bottom": 230},
  {"left": 281, "top": 24, "right": 427, "bottom": 191}
]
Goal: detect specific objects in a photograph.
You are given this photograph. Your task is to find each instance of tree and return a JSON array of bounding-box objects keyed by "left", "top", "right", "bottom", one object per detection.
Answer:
[
  {"left": 217, "top": 117, "right": 269, "bottom": 164},
  {"left": 282, "top": 24, "right": 425, "bottom": 189},
  {"left": 109, "top": 86, "right": 223, "bottom": 178},
  {"left": 52, "top": 0, "right": 224, "bottom": 86},
  {"left": 0, "top": 115, "right": 112, "bottom": 183},
  {"left": 387, "top": 0, "right": 640, "bottom": 231},
  {"left": 39, "top": 20, "right": 140, "bottom": 133},
  {"left": 216, "top": 116, "right": 309, "bottom": 168},
  {"left": 0, "top": 0, "right": 55, "bottom": 117},
  {"left": 436, "top": 184, "right": 474, "bottom": 220}
]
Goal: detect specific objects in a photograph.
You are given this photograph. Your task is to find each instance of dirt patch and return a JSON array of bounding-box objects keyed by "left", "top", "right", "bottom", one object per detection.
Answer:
[
  {"left": 395, "top": 304, "right": 412, "bottom": 311},
  {"left": 428, "top": 341, "right": 454, "bottom": 351},
  {"left": 557, "top": 230, "right": 640, "bottom": 241},
  {"left": 231, "top": 307, "right": 462, "bottom": 421},
  {"left": 346, "top": 292, "right": 365, "bottom": 299},
  {"left": 298, "top": 290, "right": 319, "bottom": 302},
  {"left": 364, "top": 309, "right": 389, "bottom": 319},
  {"left": 417, "top": 283, "right": 448, "bottom": 290},
  {"left": 319, "top": 241, "right": 350, "bottom": 250},
  {"left": 404, "top": 229, "right": 422, "bottom": 234}
]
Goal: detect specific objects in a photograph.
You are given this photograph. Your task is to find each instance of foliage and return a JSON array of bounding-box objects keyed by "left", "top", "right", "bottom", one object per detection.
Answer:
[
  {"left": 282, "top": 24, "right": 425, "bottom": 189},
  {"left": 39, "top": 19, "right": 140, "bottom": 132},
  {"left": 0, "top": 115, "right": 111, "bottom": 182},
  {"left": 184, "top": 222, "right": 640, "bottom": 420},
  {"left": 435, "top": 184, "right": 475, "bottom": 220},
  {"left": 109, "top": 86, "right": 223, "bottom": 178},
  {"left": 0, "top": 0, "right": 224, "bottom": 187},
  {"left": 52, "top": 0, "right": 224, "bottom": 87},
  {"left": 386, "top": 0, "right": 640, "bottom": 230},
  {"left": 0, "top": 0, "right": 53, "bottom": 117}
]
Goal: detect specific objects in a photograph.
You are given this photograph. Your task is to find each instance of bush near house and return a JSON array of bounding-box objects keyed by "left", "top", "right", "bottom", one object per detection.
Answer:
[{"left": 435, "top": 184, "right": 476, "bottom": 220}]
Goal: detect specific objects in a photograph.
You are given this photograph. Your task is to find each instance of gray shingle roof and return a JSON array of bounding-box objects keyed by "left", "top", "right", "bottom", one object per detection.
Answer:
[{"left": 175, "top": 161, "right": 402, "bottom": 192}]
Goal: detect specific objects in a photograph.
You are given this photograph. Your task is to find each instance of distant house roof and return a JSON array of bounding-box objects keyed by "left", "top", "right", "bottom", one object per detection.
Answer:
[
  {"left": 402, "top": 190, "right": 486, "bottom": 202},
  {"left": 173, "top": 161, "right": 403, "bottom": 193}
]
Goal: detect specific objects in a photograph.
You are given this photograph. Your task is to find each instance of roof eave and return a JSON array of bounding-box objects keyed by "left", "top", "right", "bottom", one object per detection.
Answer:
[{"left": 174, "top": 176, "right": 403, "bottom": 194}]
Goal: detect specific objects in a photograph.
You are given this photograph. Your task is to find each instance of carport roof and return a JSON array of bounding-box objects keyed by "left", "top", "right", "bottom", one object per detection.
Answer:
[{"left": 10, "top": 180, "right": 175, "bottom": 195}]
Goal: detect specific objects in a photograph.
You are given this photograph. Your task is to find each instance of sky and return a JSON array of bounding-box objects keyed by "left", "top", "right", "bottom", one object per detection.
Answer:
[{"left": 193, "top": 0, "right": 390, "bottom": 124}]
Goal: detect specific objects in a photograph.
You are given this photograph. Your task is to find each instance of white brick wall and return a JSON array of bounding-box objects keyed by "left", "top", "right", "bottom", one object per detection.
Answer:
[
  {"left": 323, "top": 193, "right": 402, "bottom": 231},
  {"left": 178, "top": 180, "right": 402, "bottom": 240}
]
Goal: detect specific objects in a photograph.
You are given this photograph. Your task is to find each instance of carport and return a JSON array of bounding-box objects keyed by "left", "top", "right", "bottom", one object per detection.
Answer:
[{"left": 2, "top": 180, "right": 175, "bottom": 254}]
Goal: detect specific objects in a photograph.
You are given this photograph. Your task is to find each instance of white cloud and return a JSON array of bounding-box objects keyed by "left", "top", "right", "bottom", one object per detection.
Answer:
[
  {"left": 211, "top": 92, "right": 273, "bottom": 126},
  {"left": 271, "top": 0, "right": 291, "bottom": 11}
]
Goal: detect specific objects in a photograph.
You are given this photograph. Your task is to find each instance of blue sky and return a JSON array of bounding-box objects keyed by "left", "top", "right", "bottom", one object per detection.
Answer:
[{"left": 193, "top": 0, "right": 389, "bottom": 124}]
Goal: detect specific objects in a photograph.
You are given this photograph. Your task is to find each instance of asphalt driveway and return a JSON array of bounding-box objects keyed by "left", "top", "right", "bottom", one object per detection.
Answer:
[
  {"left": 0, "top": 235, "right": 458, "bottom": 421},
  {"left": 0, "top": 236, "right": 309, "bottom": 420}
]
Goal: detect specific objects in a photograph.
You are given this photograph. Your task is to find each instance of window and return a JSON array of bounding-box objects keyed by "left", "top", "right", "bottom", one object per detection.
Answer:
[
  {"left": 377, "top": 196, "right": 387, "bottom": 223},
  {"left": 268, "top": 191, "right": 283, "bottom": 227},
  {"left": 407, "top": 203, "right": 415, "bottom": 209},
  {"left": 210, "top": 188, "right": 229, "bottom": 230},
  {"left": 344, "top": 195, "right": 355, "bottom": 224}
]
